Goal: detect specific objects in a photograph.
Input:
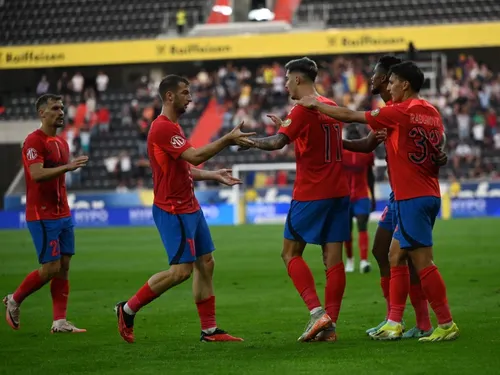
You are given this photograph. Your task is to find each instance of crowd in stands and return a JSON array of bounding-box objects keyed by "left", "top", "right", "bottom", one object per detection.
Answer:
[{"left": 14, "top": 53, "right": 500, "bottom": 191}]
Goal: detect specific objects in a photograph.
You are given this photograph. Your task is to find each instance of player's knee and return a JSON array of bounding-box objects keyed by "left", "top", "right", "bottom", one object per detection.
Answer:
[
  {"left": 408, "top": 247, "right": 434, "bottom": 272},
  {"left": 41, "top": 260, "right": 62, "bottom": 279},
  {"left": 171, "top": 263, "right": 193, "bottom": 283},
  {"left": 389, "top": 249, "right": 407, "bottom": 267},
  {"left": 357, "top": 216, "right": 369, "bottom": 232}
]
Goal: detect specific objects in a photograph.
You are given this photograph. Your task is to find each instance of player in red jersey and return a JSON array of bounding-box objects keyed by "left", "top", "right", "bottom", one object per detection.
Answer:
[
  {"left": 298, "top": 61, "right": 459, "bottom": 342},
  {"left": 342, "top": 125, "right": 376, "bottom": 274},
  {"left": 115, "top": 75, "right": 254, "bottom": 343},
  {"left": 4, "top": 94, "right": 88, "bottom": 333},
  {"left": 365, "top": 56, "right": 435, "bottom": 338},
  {"left": 240, "top": 57, "right": 383, "bottom": 342}
]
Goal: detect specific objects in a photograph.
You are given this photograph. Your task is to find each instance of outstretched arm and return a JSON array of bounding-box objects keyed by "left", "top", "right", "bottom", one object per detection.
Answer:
[
  {"left": 315, "top": 102, "right": 367, "bottom": 124},
  {"left": 297, "top": 96, "right": 367, "bottom": 124},
  {"left": 191, "top": 167, "right": 241, "bottom": 186},
  {"left": 249, "top": 133, "right": 290, "bottom": 151},
  {"left": 343, "top": 130, "right": 386, "bottom": 153},
  {"left": 181, "top": 122, "right": 255, "bottom": 166}
]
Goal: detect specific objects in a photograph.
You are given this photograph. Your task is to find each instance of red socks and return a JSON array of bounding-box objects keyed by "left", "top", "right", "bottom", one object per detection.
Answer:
[
  {"left": 359, "top": 231, "right": 369, "bottom": 261},
  {"left": 345, "top": 239, "right": 353, "bottom": 259},
  {"left": 388, "top": 265, "right": 410, "bottom": 323},
  {"left": 409, "top": 282, "right": 432, "bottom": 331},
  {"left": 51, "top": 278, "right": 69, "bottom": 321},
  {"left": 325, "top": 263, "right": 345, "bottom": 323},
  {"left": 12, "top": 270, "right": 46, "bottom": 304},
  {"left": 419, "top": 265, "right": 453, "bottom": 325},
  {"left": 380, "top": 276, "right": 391, "bottom": 319},
  {"left": 287, "top": 256, "right": 321, "bottom": 311},
  {"left": 196, "top": 295, "right": 217, "bottom": 331},
  {"left": 126, "top": 282, "right": 159, "bottom": 313}
]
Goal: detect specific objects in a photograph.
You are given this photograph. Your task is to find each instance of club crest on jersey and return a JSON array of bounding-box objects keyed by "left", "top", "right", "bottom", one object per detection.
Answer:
[
  {"left": 282, "top": 119, "right": 292, "bottom": 127},
  {"left": 371, "top": 109, "right": 380, "bottom": 117},
  {"left": 26, "top": 148, "right": 38, "bottom": 161},
  {"left": 170, "top": 135, "right": 186, "bottom": 148}
]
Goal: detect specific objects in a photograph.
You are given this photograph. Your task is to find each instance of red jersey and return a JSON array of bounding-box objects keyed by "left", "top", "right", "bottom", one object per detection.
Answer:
[
  {"left": 147, "top": 115, "right": 200, "bottom": 214},
  {"left": 278, "top": 96, "right": 349, "bottom": 201},
  {"left": 342, "top": 150, "right": 374, "bottom": 201},
  {"left": 365, "top": 98, "right": 444, "bottom": 200},
  {"left": 22, "top": 129, "right": 71, "bottom": 221}
]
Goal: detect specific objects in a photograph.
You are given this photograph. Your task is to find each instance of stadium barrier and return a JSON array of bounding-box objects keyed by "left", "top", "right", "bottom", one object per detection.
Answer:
[
  {"left": 1, "top": 198, "right": 500, "bottom": 230},
  {"left": 1, "top": 22, "right": 499, "bottom": 69}
]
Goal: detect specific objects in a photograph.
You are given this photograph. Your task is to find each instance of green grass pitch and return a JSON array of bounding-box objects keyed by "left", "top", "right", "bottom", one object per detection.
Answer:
[{"left": 1, "top": 218, "right": 500, "bottom": 374}]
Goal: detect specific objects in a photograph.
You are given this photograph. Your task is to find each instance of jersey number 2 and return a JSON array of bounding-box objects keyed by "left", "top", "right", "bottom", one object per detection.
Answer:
[{"left": 322, "top": 124, "right": 342, "bottom": 163}]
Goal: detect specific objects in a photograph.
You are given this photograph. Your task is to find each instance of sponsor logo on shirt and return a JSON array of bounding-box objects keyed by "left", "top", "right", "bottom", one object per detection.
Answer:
[
  {"left": 281, "top": 119, "right": 292, "bottom": 127},
  {"left": 170, "top": 135, "right": 186, "bottom": 148},
  {"left": 26, "top": 148, "right": 38, "bottom": 161},
  {"left": 371, "top": 109, "right": 380, "bottom": 117}
]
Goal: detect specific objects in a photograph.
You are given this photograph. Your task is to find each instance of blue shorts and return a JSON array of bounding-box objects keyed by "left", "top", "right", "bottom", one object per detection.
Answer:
[
  {"left": 350, "top": 197, "right": 371, "bottom": 217},
  {"left": 394, "top": 196, "right": 441, "bottom": 250},
  {"left": 27, "top": 217, "right": 75, "bottom": 264},
  {"left": 284, "top": 196, "right": 350, "bottom": 245},
  {"left": 153, "top": 205, "right": 215, "bottom": 265},
  {"left": 378, "top": 201, "right": 396, "bottom": 232}
]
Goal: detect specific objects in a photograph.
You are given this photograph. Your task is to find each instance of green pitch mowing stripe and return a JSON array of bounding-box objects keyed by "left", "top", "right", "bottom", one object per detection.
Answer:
[{"left": 0, "top": 218, "right": 499, "bottom": 374}]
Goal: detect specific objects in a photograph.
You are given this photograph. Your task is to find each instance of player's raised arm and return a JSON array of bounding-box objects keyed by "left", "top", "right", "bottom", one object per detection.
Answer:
[
  {"left": 343, "top": 130, "right": 387, "bottom": 153},
  {"left": 180, "top": 122, "right": 255, "bottom": 166},
  {"left": 24, "top": 136, "right": 87, "bottom": 182},
  {"left": 191, "top": 167, "right": 242, "bottom": 186},
  {"left": 297, "top": 96, "right": 368, "bottom": 124},
  {"left": 29, "top": 157, "right": 88, "bottom": 182}
]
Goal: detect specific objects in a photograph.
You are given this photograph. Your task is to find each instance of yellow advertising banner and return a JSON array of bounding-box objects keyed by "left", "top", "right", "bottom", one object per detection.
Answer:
[{"left": 1, "top": 22, "right": 499, "bottom": 69}]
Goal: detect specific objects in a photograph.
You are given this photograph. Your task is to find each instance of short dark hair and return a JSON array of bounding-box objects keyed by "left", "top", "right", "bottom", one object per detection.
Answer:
[
  {"left": 377, "top": 55, "right": 403, "bottom": 73},
  {"left": 158, "top": 75, "right": 189, "bottom": 100},
  {"left": 285, "top": 57, "right": 318, "bottom": 82},
  {"left": 35, "top": 94, "right": 62, "bottom": 111},
  {"left": 389, "top": 61, "right": 425, "bottom": 93}
]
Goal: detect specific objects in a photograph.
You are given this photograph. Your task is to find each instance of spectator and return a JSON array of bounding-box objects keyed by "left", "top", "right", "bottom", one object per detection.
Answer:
[
  {"left": 71, "top": 72, "right": 85, "bottom": 93},
  {"left": 137, "top": 117, "right": 149, "bottom": 157},
  {"left": 176, "top": 8, "right": 186, "bottom": 35},
  {"left": 96, "top": 105, "right": 111, "bottom": 133},
  {"left": 36, "top": 75, "right": 49, "bottom": 95},
  {"left": 96, "top": 71, "right": 109, "bottom": 93},
  {"left": 79, "top": 124, "right": 91, "bottom": 154},
  {"left": 117, "top": 150, "right": 132, "bottom": 188}
]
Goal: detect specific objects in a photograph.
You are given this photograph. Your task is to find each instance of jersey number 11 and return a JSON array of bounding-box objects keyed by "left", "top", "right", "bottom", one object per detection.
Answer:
[{"left": 322, "top": 123, "right": 342, "bottom": 163}]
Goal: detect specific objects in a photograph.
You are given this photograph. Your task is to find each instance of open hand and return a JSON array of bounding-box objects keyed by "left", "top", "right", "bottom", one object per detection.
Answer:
[
  {"left": 227, "top": 121, "right": 256, "bottom": 147},
  {"left": 213, "top": 169, "right": 242, "bottom": 186},
  {"left": 67, "top": 155, "right": 88, "bottom": 171},
  {"left": 266, "top": 114, "right": 283, "bottom": 127},
  {"left": 373, "top": 129, "right": 387, "bottom": 144},
  {"left": 436, "top": 151, "right": 448, "bottom": 166}
]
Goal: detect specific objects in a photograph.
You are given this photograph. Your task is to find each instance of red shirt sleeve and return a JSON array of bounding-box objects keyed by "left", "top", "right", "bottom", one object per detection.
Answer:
[
  {"left": 23, "top": 135, "right": 46, "bottom": 166},
  {"left": 278, "top": 105, "right": 308, "bottom": 142},
  {"left": 364, "top": 106, "right": 402, "bottom": 131},
  {"left": 152, "top": 123, "right": 192, "bottom": 160}
]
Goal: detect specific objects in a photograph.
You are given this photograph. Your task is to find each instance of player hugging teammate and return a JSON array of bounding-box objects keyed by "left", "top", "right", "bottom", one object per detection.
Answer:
[{"left": 298, "top": 60, "right": 459, "bottom": 342}]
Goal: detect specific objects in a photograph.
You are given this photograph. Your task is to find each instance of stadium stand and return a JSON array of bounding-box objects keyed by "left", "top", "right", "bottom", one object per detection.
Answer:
[
  {"left": 295, "top": 0, "right": 500, "bottom": 27},
  {"left": 0, "top": 0, "right": 210, "bottom": 45},
  {"left": 4, "top": 52, "right": 497, "bottom": 192}
]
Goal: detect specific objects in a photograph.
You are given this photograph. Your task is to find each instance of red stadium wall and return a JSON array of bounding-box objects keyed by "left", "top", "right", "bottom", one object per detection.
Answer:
[
  {"left": 206, "top": 0, "right": 231, "bottom": 24},
  {"left": 273, "top": 0, "right": 302, "bottom": 23},
  {"left": 189, "top": 98, "right": 224, "bottom": 148}
]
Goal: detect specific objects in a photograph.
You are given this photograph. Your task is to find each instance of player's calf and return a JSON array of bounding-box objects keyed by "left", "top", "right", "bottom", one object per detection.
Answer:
[{"left": 4, "top": 261, "right": 61, "bottom": 331}]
